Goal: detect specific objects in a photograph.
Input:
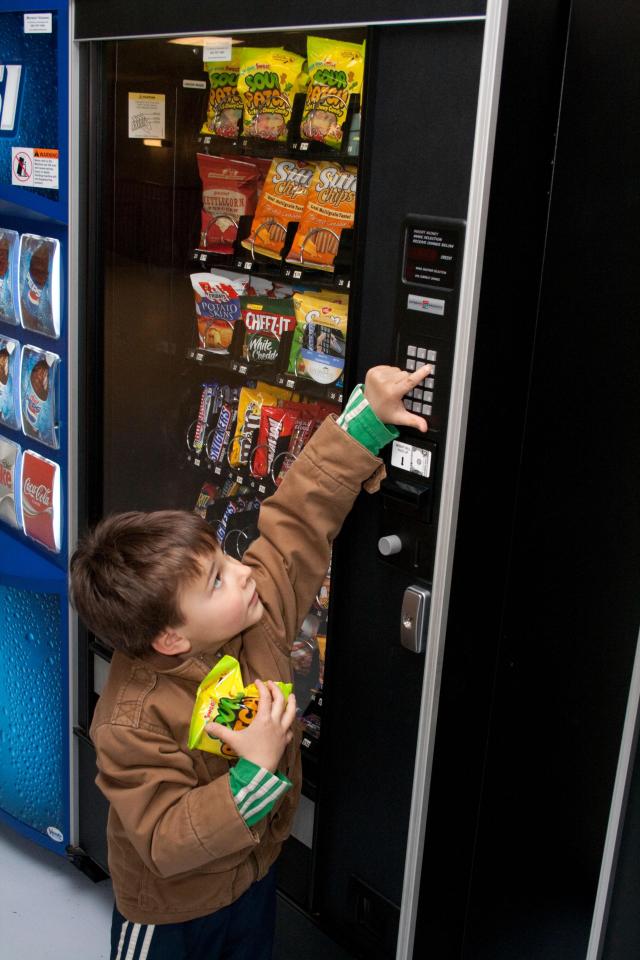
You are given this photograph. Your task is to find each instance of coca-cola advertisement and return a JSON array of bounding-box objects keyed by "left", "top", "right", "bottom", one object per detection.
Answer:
[
  {"left": 0, "top": 436, "right": 21, "bottom": 529},
  {"left": 18, "top": 234, "right": 61, "bottom": 339},
  {"left": 0, "top": 335, "right": 21, "bottom": 431},
  {"left": 21, "top": 449, "right": 61, "bottom": 552},
  {"left": 20, "top": 345, "right": 60, "bottom": 449}
]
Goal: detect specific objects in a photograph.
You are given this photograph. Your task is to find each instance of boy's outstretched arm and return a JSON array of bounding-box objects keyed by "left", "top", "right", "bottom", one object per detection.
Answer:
[{"left": 241, "top": 365, "right": 432, "bottom": 658}]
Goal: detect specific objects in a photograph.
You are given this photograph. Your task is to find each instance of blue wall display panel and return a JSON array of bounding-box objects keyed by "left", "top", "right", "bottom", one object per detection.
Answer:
[
  {"left": 0, "top": 582, "right": 67, "bottom": 846},
  {"left": 0, "top": 0, "right": 70, "bottom": 858}
]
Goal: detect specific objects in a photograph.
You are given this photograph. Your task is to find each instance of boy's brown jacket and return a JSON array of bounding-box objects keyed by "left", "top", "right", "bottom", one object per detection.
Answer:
[{"left": 90, "top": 416, "right": 384, "bottom": 924}]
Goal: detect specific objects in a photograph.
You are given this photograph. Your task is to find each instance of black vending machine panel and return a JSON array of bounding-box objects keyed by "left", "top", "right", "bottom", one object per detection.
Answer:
[{"left": 379, "top": 215, "right": 465, "bottom": 582}]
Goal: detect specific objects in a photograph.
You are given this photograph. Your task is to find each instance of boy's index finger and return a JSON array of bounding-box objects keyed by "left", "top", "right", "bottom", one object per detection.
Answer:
[{"left": 406, "top": 363, "right": 432, "bottom": 387}]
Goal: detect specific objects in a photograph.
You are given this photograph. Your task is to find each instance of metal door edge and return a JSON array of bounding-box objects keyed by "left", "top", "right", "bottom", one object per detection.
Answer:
[
  {"left": 67, "top": 0, "right": 80, "bottom": 847},
  {"left": 395, "top": 1, "right": 509, "bottom": 956},
  {"left": 586, "top": 627, "right": 640, "bottom": 960}
]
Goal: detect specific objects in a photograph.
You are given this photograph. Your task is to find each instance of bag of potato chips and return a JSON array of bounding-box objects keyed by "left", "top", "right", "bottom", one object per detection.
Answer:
[
  {"left": 300, "top": 36, "right": 365, "bottom": 148},
  {"left": 238, "top": 47, "right": 305, "bottom": 142},
  {"left": 287, "top": 161, "right": 357, "bottom": 271},
  {"left": 188, "top": 655, "right": 292, "bottom": 759},
  {"left": 192, "top": 270, "right": 250, "bottom": 353}
]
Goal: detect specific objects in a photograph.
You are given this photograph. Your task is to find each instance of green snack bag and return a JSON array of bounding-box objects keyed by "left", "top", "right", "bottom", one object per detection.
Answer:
[{"left": 188, "top": 655, "right": 292, "bottom": 759}]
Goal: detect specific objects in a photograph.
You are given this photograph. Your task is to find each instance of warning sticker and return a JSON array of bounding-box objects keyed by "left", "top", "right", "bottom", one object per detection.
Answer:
[{"left": 11, "top": 147, "right": 59, "bottom": 189}]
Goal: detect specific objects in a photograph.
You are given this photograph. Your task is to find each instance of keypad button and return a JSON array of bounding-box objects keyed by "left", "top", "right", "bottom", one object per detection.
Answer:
[
  {"left": 416, "top": 347, "right": 427, "bottom": 360},
  {"left": 429, "top": 365, "right": 436, "bottom": 377},
  {"left": 427, "top": 349, "right": 438, "bottom": 362},
  {"left": 423, "top": 391, "right": 433, "bottom": 402},
  {"left": 412, "top": 402, "right": 421, "bottom": 413},
  {"left": 421, "top": 403, "right": 432, "bottom": 415},
  {"left": 425, "top": 377, "right": 435, "bottom": 389},
  {"left": 406, "top": 358, "right": 416, "bottom": 371},
  {"left": 407, "top": 345, "right": 417, "bottom": 357},
  {"left": 403, "top": 398, "right": 412, "bottom": 409},
  {"left": 413, "top": 388, "right": 423, "bottom": 400}
]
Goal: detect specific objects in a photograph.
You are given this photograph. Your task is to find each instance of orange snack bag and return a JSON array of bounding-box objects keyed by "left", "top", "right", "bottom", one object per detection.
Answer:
[
  {"left": 241, "top": 158, "right": 315, "bottom": 260},
  {"left": 287, "top": 161, "right": 357, "bottom": 271}
]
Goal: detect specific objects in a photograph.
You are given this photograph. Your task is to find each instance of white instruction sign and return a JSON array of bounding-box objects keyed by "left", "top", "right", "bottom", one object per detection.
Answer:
[
  {"left": 391, "top": 440, "right": 432, "bottom": 479},
  {"left": 24, "top": 14, "right": 52, "bottom": 33},
  {"left": 11, "top": 147, "right": 59, "bottom": 189},
  {"left": 203, "top": 38, "right": 233, "bottom": 62},
  {"left": 128, "top": 92, "right": 166, "bottom": 139}
]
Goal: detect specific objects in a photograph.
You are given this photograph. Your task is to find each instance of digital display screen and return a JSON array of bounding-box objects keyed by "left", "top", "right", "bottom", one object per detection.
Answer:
[{"left": 403, "top": 225, "right": 458, "bottom": 289}]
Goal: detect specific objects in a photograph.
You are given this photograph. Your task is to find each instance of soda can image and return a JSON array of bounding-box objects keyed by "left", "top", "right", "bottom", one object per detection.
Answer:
[
  {"left": 19, "top": 345, "right": 60, "bottom": 449},
  {"left": 0, "top": 335, "right": 21, "bottom": 431},
  {"left": 0, "top": 436, "right": 22, "bottom": 529},
  {"left": 18, "top": 234, "right": 61, "bottom": 339},
  {"left": 0, "top": 228, "right": 19, "bottom": 325},
  {"left": 21, "top": 449, "right": 61, "bottom": 552}
]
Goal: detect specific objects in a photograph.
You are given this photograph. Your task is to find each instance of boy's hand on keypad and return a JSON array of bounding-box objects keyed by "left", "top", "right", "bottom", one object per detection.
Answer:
[{"left": 364, "top": 364, "right": 432, "bottom": 433}]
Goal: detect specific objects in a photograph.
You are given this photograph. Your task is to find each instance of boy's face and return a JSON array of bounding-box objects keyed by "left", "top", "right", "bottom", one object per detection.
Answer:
[{"left": 175, "top": 548, "right": 264, "bottom": 656}]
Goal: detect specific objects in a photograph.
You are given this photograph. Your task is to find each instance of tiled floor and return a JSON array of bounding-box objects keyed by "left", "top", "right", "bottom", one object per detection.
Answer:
[
  {"left": 0, "top": 819, "right": 353, "bottom": 960},
  {"left": 0, "top": 819, "right": 114, "bottom": 959}
]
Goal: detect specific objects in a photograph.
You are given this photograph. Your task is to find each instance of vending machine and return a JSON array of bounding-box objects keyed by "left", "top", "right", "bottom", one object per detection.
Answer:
[
  {"left": 0, "top": 0, "right": 72, "bottom": 857},
  {"left": 68, "top": 0, "right": 640, "bottom": 958}
]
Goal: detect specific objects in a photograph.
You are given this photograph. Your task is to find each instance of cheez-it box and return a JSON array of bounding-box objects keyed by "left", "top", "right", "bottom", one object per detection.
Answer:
[{"left": 21, "top": 449, "right": 61, "bottom": 552}]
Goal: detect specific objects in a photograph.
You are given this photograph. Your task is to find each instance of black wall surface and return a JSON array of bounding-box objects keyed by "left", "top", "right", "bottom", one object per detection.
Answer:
[
  {"left": 453, "top": 0, "right": 640, "bottom": 956},
  {"left": 413, "top": 0, "right": 572, "bottom": 953}
]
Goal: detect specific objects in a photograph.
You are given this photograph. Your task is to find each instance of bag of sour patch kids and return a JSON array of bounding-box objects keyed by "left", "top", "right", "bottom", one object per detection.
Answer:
[
  {"left": 300, "top": 36, "right": 365, "bottom": 148},
  {"left": 238, "top": 47, "right": 305, "bottom": 142},
  {"left": 188, "top": 654, "right": 292, "bottom": 759}
]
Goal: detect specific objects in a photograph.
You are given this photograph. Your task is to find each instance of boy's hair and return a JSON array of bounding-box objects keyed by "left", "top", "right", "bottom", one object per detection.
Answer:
[{"left": 69, "top": 510, "right": 219, "bottom": 656}]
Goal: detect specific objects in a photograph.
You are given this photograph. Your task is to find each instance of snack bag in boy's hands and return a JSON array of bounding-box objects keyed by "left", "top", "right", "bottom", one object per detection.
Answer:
[
  {"left": 301, "top": 36, "right": 365, "bottom": 148},
  {"left": 188, "top": 655, "right": 292, "bottom": 759}
]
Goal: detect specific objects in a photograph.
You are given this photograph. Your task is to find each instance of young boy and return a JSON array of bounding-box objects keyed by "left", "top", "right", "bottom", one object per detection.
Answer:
[{"left": 70, "top": 364, "right": 431, "bottom": 960}]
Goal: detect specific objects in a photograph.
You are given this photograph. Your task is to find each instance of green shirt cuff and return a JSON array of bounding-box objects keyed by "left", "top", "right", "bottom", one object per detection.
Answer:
[
  {"left": 230, "top": 758, "right": 292, "bottom": 828},
  {"left": 337, "top": 383, "right": 399, "bottom": 455}
]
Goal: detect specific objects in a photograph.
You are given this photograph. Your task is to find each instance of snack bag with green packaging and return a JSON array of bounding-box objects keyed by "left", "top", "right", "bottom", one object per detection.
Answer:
[
  {"left": 238, "top": 47, "right": 305, "bottom": 141},
  {"left": 301, "top": 36, "right": 365, "bottom": 148},
  {"left": 288, "top": 291, "right": 348, "bottom": 385},
  {"left": 188, "top": 655, "right": 293, "bottom": 759},
  {"left": 201, "top": 60, "right": 243, "bottom": 138}
]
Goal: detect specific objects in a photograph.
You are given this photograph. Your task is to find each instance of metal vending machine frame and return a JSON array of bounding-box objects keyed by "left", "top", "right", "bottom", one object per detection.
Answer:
[{"left": 66, "top": 1, "right": 519, "bottom": 954}]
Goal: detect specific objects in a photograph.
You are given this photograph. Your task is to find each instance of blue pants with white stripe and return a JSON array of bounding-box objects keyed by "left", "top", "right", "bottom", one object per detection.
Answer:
[{"left": 110, "top": 866, "right": 277, "bottom": 960}]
